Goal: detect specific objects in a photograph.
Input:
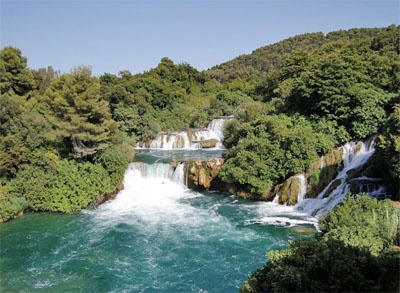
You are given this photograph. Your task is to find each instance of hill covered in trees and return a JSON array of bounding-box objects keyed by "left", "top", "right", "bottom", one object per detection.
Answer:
[{"left": 0, "top": 25, "right": 399, "bottom": 223}]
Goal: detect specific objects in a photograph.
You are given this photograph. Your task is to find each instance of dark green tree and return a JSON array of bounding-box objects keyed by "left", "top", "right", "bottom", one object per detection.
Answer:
[
  {"left": 43, "top": 66, "right": 116, "bottom": 158},
  {"left": 0, "top": 47, "right": 35, "bottom": 95}
]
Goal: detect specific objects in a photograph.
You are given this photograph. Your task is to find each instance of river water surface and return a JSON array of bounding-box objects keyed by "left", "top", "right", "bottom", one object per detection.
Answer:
[{"left": 0, "top": 151, "right": 316, "bottom": 292}]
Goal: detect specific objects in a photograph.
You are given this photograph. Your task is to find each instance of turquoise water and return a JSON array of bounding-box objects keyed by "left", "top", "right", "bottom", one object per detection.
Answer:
[{"left": 1, "top": 155, "right": 316, "bottom": 292}]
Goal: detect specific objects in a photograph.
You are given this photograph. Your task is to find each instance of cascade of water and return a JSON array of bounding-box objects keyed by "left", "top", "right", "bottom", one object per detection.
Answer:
[
  {"left": 131, "top": 162, "right": 185, "bottom": 184},
  {"left": 350, "top": 176, "right": 388, "bottom": 199},
  {"left": 207, "top": 118, "right": 225, "bottom": 141},
  {"left": 294, "top": 174, "right": 307, "bottom": 203},
  {"left": 149, "top": 132, "right": 192, "bottom": 149},
  {"left": 171, "top": 163, "right": 185, "bottom": 185},
  {"left": 138, "top": 118, "right": 232, "bottom": 150},
  {"left": 296, "top": 139, "right": 377, "bottom": 216},
  {"left": 272, "top": 193, "right": 280, "bottom": 203},
  {"left": 98, "top": 162, "right": 188, "bottom": 216}
]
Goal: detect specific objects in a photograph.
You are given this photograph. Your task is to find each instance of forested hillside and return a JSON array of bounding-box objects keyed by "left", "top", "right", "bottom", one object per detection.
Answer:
[
  {"left": 218, "top": 25, "right": 399, "bottom": 198},
  {"left": 0, "top": 25, "right": 399, "bottom": 223}
]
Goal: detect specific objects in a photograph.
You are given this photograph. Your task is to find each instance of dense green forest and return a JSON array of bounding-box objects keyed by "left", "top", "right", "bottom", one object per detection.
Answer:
[{"left": 1, "top": 24, "right": 399, "bottom": 292}]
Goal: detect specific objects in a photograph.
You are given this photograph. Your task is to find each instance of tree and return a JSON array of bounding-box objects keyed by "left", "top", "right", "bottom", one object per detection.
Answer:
[
  {"left": 0, "top": 91, "right": 52, "bottom": 176},
  {"left": 320, "top": 195, "right": 400, "bottom": 255},
  {"left": 43, "top": 66, "right": 116, "bottom": 158},
  {"left": 375, "top": 103, "right": 400, "bottom": 199},
  {"left": 219, "top": 114, "right": 329, "bottom": 196},
  {"left": 0, "top": 47, "right": 35, "bottom": 95}
]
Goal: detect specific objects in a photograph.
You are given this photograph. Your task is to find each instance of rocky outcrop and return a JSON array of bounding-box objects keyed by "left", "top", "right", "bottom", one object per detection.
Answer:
[
  {"left": 186, "top": 158, "right": 225, "bottom": 190},
  {"left": 276, "top": 176, "right": 302, "bottom": 205},
  {"left": 198, "top": 139, "right": 218, "bottom": 149},
  {"left": 305, "top": 147, "right": 344, "bottom": 198},
  {"left": 269, "top": 147, "right": 344, "bottom": 205}
]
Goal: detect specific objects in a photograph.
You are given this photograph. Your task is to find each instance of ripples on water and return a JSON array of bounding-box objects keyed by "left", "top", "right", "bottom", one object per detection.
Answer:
[{"left": 0, "top": 165, "right": 316, "bottom": 292}]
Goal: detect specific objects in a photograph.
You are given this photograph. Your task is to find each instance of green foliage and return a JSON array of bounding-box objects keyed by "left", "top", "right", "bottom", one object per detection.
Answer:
[
  {"left": 102, "top": 58, "right": 217, "bottom": 142},
  {"left": 375, "top": 104, "right": 400, "bottom": 198},
  {"left": 220, "top": 114, "right": 334, "bottom": 196},
  {"left": 94, "top": 143, "right": 134, "bottom": 188},
  {"left": 0, "top": 46, "right": 35, "bottom": 95},
  {"left": 242, "top": 238, "right": 400, "bottom": 293},
  {"left": 0, "top": 185, "right": 27, "bottom": 222},
  {"left": 32, "top": 66, "right": 59, "bottom": 94},
  {"left": 320, "top": 195, "right": 400, "bottom": 254},
  {"left": 7, "top": 160, "right": 113, "bottom": 213},
  {"left": 206, "top": 32, "right": 325, "bottom": 82},
  {"left": 258, "top": 26, "right": 400, "bottom": 139},
  {"left": 0, "top": 93, "right": 53, "bottom": 175},
  {"left": 43, "top": 66, "right": 116, "bottom": 158},
  {"left": 242, "top": 196, "right": 400, "bottom": 292},
  {"left": 208, "top": 90, "right": 254, "bottom": 117}
]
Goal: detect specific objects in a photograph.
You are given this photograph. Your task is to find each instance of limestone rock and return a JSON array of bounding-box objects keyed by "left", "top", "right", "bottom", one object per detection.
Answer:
[
  {"left": 277, "top": 176, "right": 302, "bottom": 205},
  {"left": 199, "top": 139, "right": 218, "bottom": 149},
  {"left": 186, "top": 158, "right": 225, "bottom": 190}
]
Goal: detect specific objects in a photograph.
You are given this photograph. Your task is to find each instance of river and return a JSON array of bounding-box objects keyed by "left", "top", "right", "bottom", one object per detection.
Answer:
[{"left": 0, "top": 149, "right": 316, "bottom": 292}]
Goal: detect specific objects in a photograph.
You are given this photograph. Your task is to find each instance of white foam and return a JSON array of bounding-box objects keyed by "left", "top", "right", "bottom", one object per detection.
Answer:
[
  {"left": 295, "top": 139, "right": 377, "bottom": 217},
  {"left": 245, "top": 216, "right": 317, "bottom": 227}
]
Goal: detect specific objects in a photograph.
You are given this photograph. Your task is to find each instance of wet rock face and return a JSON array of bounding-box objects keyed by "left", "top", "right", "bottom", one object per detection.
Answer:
[
  {"left": 305, "top": 147, "right": 344, "bottom": 198},
  {"left": 277, "top": 177, "right": 301, "bottom": 205},
  {"left": 186, "top": 158, "right": 224, "bottom": 190}
]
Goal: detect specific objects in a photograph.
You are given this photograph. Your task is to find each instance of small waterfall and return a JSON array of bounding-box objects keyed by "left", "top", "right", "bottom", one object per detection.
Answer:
[
  {"left": 149, "top": 132, "right": 192, "bottom": 149},
  {"left": 131, "top": 162, "right": 185, "bottom": 185},
  {"left": 294, "top": 174, "right": 306, "bottom": 203},
  {"left": 138, "top": 117, "right": 232, "bottom": 150},
  {"left": 276, "top": 174, "right": 307, "bottom": 205},
  {"left": 207, "top": 118, "right": 225, "bottom": 141},
  {"left": 172, "top": 163, "right": 185, "bottom": 186},
  {"left": 349, "top": 176, "right": 388, "bottom": 199},
  {"left": 272, "top": 193, "right": 280, "bottom": 204},
  {"left": 296, "top": 139, "right": 377, "bottom": 216}
]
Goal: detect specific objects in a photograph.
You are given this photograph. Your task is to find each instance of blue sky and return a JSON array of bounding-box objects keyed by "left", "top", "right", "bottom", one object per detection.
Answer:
[{"left": 1, "top": 0, "right": 399, "bottom": 76}]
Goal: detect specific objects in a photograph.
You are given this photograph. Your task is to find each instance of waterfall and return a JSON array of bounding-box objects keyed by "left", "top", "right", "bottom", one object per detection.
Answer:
[
  {"left": 99, "top": 162, "right": 188, "bottom": 214},
  {"left": 172, "top": 163, "right": 185, "bottom": 186},
  {"left": 294, "top": 174, "right": 306, "bottom": 203},
  {"left": 138, "top": 117, "right": 232, "bottom": 150},
  {"left": 349, "top": 176, "right": 387, "bottom": 199},
  {"left": 207, "top": 118, "right": 225, "bottom": 141},
  {"left": 131, "top": 162, "right": 185, "bottom": 185},
  {"left": 149, "top": 132, "right": 192, "bottom": 149},
  {"left": 296, "top": 139, "right": 378, "bottom": 216}
]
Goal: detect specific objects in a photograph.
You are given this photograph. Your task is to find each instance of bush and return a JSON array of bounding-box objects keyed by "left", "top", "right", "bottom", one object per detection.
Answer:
[
  {"left": 8, "top": 160, "right": 114, "bottom": 213},
  {"left": 241, "top": 238, "right": 399, "bottom": 293},
  {"left": 0, "top": 186, "right": 27, "bottom": 222},
  {"left": 320, "top": 195, "right": 400, "bottom": 254},
  {"left": 242, "top": 195, "right": 400, "bottom": 292},
  {"left": 94, "top": 143, "right": 134, "bottom": 188}
]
